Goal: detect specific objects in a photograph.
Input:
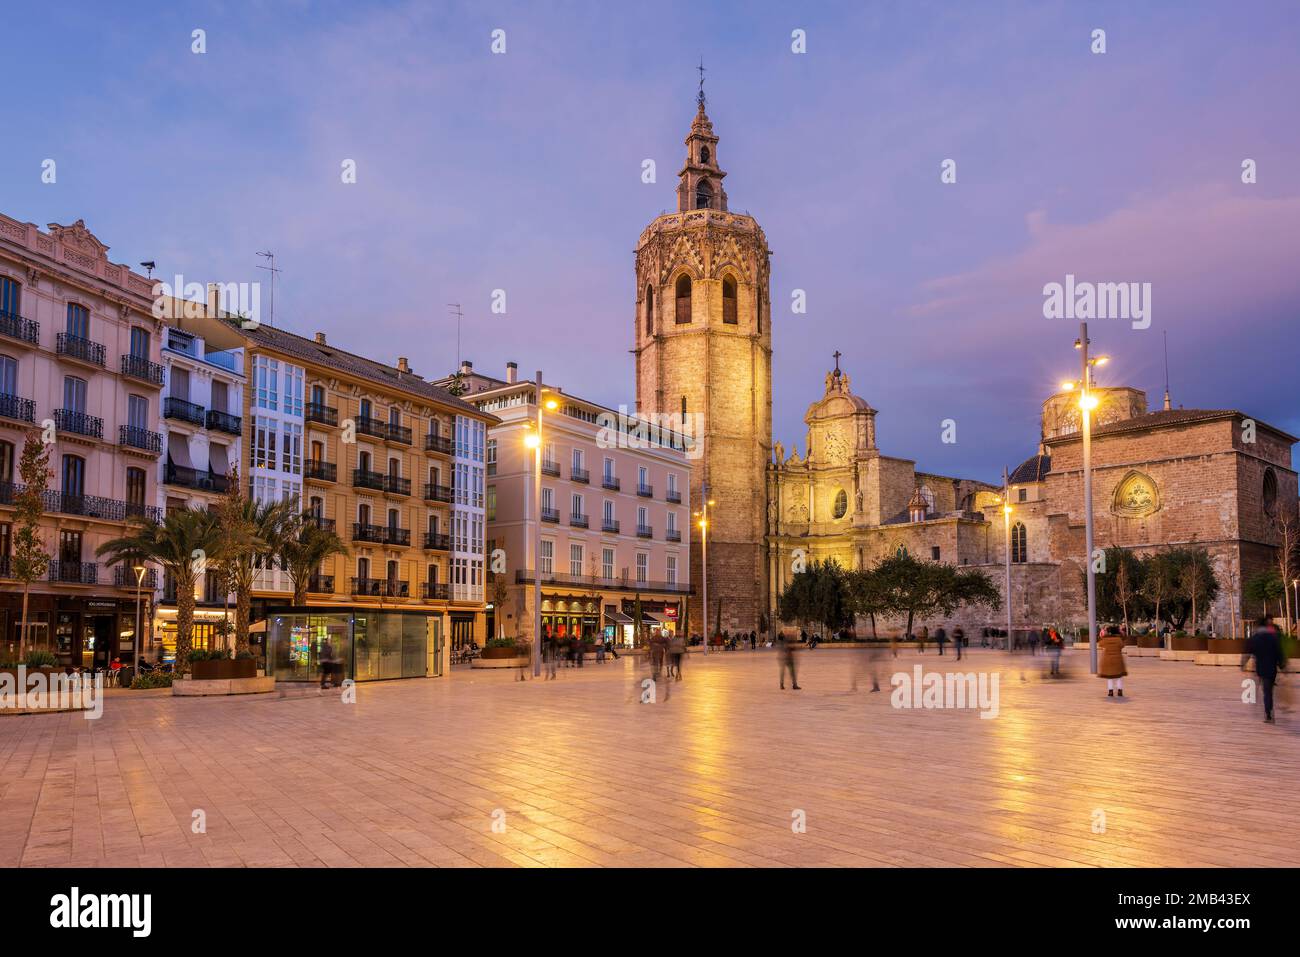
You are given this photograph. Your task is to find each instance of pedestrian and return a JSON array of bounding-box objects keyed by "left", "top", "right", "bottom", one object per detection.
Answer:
[
  {"left": 750, "top": 630, "right": 757, "bottom": 650},
  {"left": 1047, "top": 627, "right": 1063, "bottom": 677},
  {"left": 851, "top": 642, "right": 882, "bottom": 693},
  {"left": 935, "top": 626, "right": 947, "bottom": 657},
  {"left": 1243, "top": 615, "right": 1287, "bottom": 723},
  {"left": 1098, "top": 625, "right": 1127, "bottom": 697},
  {"left": 1029, "top": 629, "right": 1039, "bottom": 656},
  {"left": 778, "top": 632, "right": 801, "bottom": 690},
  {"left": 918, "top": 625, "right": 928, "bottom": 654},
  {"left": 953, "top": 626, "right": 964, "bottom": 661},
  {"left": 576, "top": 635, "right": 585, "bottom": 668},
  {"left": 596, "top": 634, "right": 606, "bottom": 664},
  {"left": 669, "top": 631, "right": 685, "bottom": 680}
]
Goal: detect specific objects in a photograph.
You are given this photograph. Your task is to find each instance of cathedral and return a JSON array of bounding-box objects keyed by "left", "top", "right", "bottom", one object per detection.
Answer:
[{"left": 636, "top": 89, "right": 1298, "bottom": 638}]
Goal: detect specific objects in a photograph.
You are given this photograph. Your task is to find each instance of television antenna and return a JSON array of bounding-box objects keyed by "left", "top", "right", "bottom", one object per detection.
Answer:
[{"left": 256, "top": 251, "right": 281, "bottom": 326}]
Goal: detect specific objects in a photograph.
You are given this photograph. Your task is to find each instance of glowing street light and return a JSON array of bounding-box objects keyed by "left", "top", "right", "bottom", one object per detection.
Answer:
[
  {"left": 1066, "top": 323, "right": 1109, "bottom": 673},
  {"left": 693, "top": 493, "right": 717, "bottom": 653},
  {"left": 524, "top": 374, "right": 556, "bottom": 677}
]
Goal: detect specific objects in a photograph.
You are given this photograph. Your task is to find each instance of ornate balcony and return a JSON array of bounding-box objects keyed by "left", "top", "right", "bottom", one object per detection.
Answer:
[
  {"left": 602, "top": 476, "right": 620, "bottom": 491},
  {"left": 666, "top": 489, "right": 682, "bottom": 504},
  {"left": 121, "top": 353, "right": 164, "bottom": 385},
  {"left": 352, "top": 523, "right": 388, "bottom": 544},
  {"left": 423, "top": 532, "right": 451, "bottom": 551},
  {"left": 386, "top": 422, "right": 412, "bottom": 445},
  {"left": 307, "top": 574, "right": 335, "bottom": 594},
  {"left": 352, "top": 468, "right": 385, "bottom": 491},
  {"left": 303, "top": 513, "right": 335, "bottom": 532},
  {"left": 305, "top": 402, "right": 338, "bottom": 426},
  {"left": 666, "top": 529, "right": 682, "bottom": 542},
  {"left": 54, "top": 408, "right": 103, "bottom": 439},
  {"left": 541, "top": 506, "right": 560, "bottom": 523},
  {"left": 602, "top": 519, "right": 620, "bottom": 534},
  {"left": 514, "top": 568, "right": 690, "bottom": 595},
  {"left": 0, "top": 310, "right": 38, "bottom": 345},
  {"left": 0, "top": 485, "right": 161, "bottom": 522},
  {"left": 423, "top": 483, "right": 453, "bottom": 503},
  {"left": 541, "top": 461, "right": 560, "bottom": 477},
  {"left": 383, "top": 474, "right": 411, "bottom": 496},
  {"left": 351, "top": 577, "right": 409, "bottom": 598},
  {"left": 49, "top": 561, "right": 98, "bottom": 585},
  {"left": 304, "top": 460, "right": 337, "bottom": 482},
  {"left": 425, "top": 433, "right": 453, "bottom": 455},
  {"left": 570, "top": 513, "right": 588, "bottom": 528},
  {"left": 571, "top": 466, "right": 589, "bottom": 484},
  {"left": 636, "top": 524, "right": 653, "bottom": 538},
  {"left": 206, "top": 409, "right": 242, "bottom": 435},
  {"left": 355, "top": 416, "right": 387, "bottom": 440},
  {"left": 423, "top": 581, "right": 449, "bottom": 600},
  {"left": 164, "top": 396, "right": 206, "bottom": 426},
  {"left": 0, "top": 392, "right": 36, "bottom": 423},
  {"left": 165, "top": 463, "right": 228, "bottom": 491},
  {"left": 112, "top": 565, "right": 158, "bottom": 589},
  {"left": 57, "top": 333, "right": 106, "bottom": 367},
  {"left": 120, "top": 425, "right": 162, "bottom": 454},
  {"left": 637, "top": 484, "right": 654, "bottom": 498}
]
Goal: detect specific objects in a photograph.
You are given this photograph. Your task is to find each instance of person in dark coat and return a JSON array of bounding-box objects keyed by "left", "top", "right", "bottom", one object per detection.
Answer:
[
  {"left": 1098, "top": 625, "right": 1127, "bottom": 696},
  {"left": 1243, "top": 616, "right": 1287, "bottom": 723},
  {"left": 953, "top": 626, "right": 964, "bottom": 661},
  {"left": 778, "top": 633, "right": 801, "bottom": 690},
  {"left": 935, "top": 627, "right": 948, "bottom": 657}
]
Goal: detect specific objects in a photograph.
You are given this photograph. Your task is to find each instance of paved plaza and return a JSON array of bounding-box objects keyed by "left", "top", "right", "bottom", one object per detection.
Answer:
[{"left": 0, "top": 648, "right": 1295, "bottom": 868}]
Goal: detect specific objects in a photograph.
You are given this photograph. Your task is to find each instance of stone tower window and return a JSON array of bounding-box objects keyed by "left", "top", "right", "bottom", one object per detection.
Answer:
[
  {"left": 1263, "top": 467, "right": 1278, "bottom": 515},
  {"left": 722, "top": 276, "right": 737, "bottom": 324},
  {"left": 675, "top": 276, "right": 692, "bottom": 324},
  {"left": 1011, "top": 522, "right": 1027, "bottom": 564},
  {"left": 695, "top": 179, "right": 713, "bottom": 210},
  {"left": 645, "top": 285, "right": 654, "bottom": 335},
  {"left": 700, "top": 145, "right": 710, "bottom": 164},
  {"left": 832, "top": 489, "right": 848, "bottom": 519}
]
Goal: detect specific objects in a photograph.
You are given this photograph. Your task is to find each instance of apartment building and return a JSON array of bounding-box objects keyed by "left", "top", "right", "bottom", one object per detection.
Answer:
[
  {"left": 187, "top": 305, "right": 497, "bottom": 678},
  {"left": 0, "top": 214, "right": 164, "bottom": 668},
  {"left": 434, "top": 361, "right": 693, "bottom": 647},
  {"left": 152, "top": 319, "right": 246, "bottom": 657}
]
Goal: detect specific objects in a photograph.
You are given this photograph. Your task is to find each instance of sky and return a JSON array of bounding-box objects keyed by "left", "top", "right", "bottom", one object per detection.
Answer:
[{"left": 4, "top": 0, "right": 1299, "bottom": 480}]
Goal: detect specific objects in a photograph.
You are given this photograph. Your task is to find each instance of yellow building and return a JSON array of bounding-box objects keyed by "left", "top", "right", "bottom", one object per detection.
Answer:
[{"left": 188, "top": 305, "right": 497, "bottom": 678}]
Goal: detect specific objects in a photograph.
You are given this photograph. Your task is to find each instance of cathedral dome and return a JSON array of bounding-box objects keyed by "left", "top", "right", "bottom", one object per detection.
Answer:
[{"left": 1009, "top": 453, "right": 1051, "bottom": 485}]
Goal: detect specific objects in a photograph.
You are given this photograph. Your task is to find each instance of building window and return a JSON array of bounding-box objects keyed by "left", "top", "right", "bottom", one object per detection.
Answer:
[
  {"left": 253, "top": 356, "right": 279, "bottom": 410},
  {"left": 636, "top": 552, "right": 648, "bottom": 584},
  {"left": 129, "top": 326, "right": 149, "bottom": 358},
  {"left": 128, "top": 394, "right": 148, "bottom": 430},
  {"left": 126, "top": 467, "right": 146, "bottom": 508},
  {"left": 1018, "top": 487, "right": 1028, "bottom": 503},
  {"left": 570, "top": 543, "right": 584, "bottom": 577},
  {"left": 675, "top": 275, "right": 691, "bottom": 324},
  {"left": 645, "top": 285, "right": 654, "bottom": 335},
  {"left": 1011, "top": 522, "right": 1027, "bottom": 564},
  {"left": 63, "top": 376, "right": 87, "bottom": 413},
  {"left": 0, "top": 276, "right": 20, "bottom": 317},
  {"left": 62, "top": 455, "right": 85, "bottom": 497},
  {"left": 833, "top": 489, "right": 848, "bottom": 519},
  {"left": 486, "top": 438, "right": 496, "bottom": 475},
  {"left": 540, "top": 539, "right": 553, "bottom": 576},
  {"left": 722, "top": 276, "right": 737, "bottom": 324},
  {"left": 486, "top": 485, "right": 496, "bottom": 521},
  {"left": 0, "top": 440, "right": 13, "bottom": 484},
  {"left": 0, "top": 354, "right": 17, "bottom": 396},
  {"left": 1263, "top": 467, "right": 1278, "bottom": 515},
  {"left": 65, "top": 303, "right": 89, "bottom": 339},
  {"left": 602, "top": 547, "right": 615, "bottom": 580},
  {"left": 253, "top": 416, "right": 278, "bottom": 469},
  {"left": 695, "top": 179, "right": 712, "bottom": 210},
  {"left": 571, "top": 493, "right": 583, "bottom": 519},
  {"left": 931, "top": 546, "right": 941, "bottom": 561},
  {"left": 666, "top": 554, "right": 677, "bottom": 585}
]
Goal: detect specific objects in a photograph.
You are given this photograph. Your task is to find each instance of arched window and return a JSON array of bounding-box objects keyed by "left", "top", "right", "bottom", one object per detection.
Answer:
[
  {"left": 1011, "top": 522, "right": 1027, "bottom": 564},
  {"left": 358, "top": 503, "right": 371, "bottom": 526},
  {"left": 387, "top": 507, "right": 399, "bottom": 529},
  {"left": 675, "top": 275, "right": 692, "bottom": 324},
  {"left": 644, "top": 285, "right": 654, "bottom": 335},
  {"left": 1263, "top": 467, "right": 1278, "bottom": 515},
  {"left": 756, "top": 289, "right": 763, "bottom": 335},
  {"left": 722, "top": 276, "right": 737, "bottom": 324},
  {"left": 700, "top": 145, "right": 710, "bottom": 164},
  {"left": 695, "top": 179, "right": 712, "bottom": 210}
]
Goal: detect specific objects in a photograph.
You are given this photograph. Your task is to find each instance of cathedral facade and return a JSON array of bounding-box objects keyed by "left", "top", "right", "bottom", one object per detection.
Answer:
[{"left": 634, "top": 93, "right": 772, "bottom": 634}]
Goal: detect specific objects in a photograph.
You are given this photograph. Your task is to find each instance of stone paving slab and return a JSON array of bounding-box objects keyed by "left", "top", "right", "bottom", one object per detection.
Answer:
[{"left": 0, "top": 648, "right": 1295, "bottom": 868}]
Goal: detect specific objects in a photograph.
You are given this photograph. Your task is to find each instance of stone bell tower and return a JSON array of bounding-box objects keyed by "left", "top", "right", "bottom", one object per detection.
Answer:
[{"left": 633, "top": 82, "right": 773, "bottom": 635}]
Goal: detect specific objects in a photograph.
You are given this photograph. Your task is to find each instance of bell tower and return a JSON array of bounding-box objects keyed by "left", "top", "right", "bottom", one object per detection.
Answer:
[{"left": 633, "top": 82, "right": 773, "bottom": 635}]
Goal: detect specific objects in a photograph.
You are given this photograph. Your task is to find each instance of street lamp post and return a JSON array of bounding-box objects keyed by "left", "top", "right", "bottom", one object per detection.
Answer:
[
  {"left": 1076, "top": 322, "right": 1101, "bottom": 674},
  {"left": 133, "top": 563, "right": 147, "bottom": 669},
  {"left": 695, "top": 488, "right": 715, "bottom": 654},
  {"left": 525, "top": 372, "right": 558, "bottom": 678},
  {"left": 1003, "top": 468, "right": 1013, "bottom": 652}
]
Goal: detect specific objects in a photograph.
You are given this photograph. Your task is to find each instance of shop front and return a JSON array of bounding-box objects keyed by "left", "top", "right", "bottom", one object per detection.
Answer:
[
  {"left": 151, "top": 606, "right": 228, "bottom": 667},
  {"left": 267, "top": 608, "right": 444, "bottom": 682},
  {"left": 615, "top": 597, "right": 683, "bottom": 646},
  {"left": 1, "top": 596, "right": 141, "bottom": 669},
  {"left": 540, "top": 594, "right": 600, "bottom": 641}
]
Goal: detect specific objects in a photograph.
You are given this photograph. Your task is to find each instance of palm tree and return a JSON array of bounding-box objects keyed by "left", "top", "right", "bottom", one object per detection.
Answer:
[
  {"left": 97, "top": 508, "right": 224, "bottom": 675},
  {"left": 281, "top": 516, "right": 350, "bottom": 607},
  {"left": 226, "top": 496, "right": 297, "bottom": 653}
]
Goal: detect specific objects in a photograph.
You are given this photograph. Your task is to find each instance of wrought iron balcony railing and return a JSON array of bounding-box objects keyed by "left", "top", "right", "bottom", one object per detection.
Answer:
[
  {"left": 541, "top": 506, "right": 560, "bottom": 523},
  {"left": 351, "top": 577, "right": 409, "bottom": 598},
  {"left": 666, "top": 489, "right": 682, "bottom": 504},
  {"left": 0, "top": 310, "right": 38, "bottom": 345},
  {"left": 54, "top": 408, "right": 103, "bottom": 439},
  {"left": 304, "top": 460, "right": 337, "bottom": 482},
  {"left": 352, "top": 523, "right": 389, "bottom": 544},
  {"left": 57, "top": 333, "right": 106, "bottom": 367},
  {"left": 570, "top": 513, "right": 588, "bottom": 528},
  {"left": 0, "top": 484, "right": 162, "bottom": 523},
  {"left": 119, "top": 425, "right": 162, "bottom": 454},
  {"left": 305, "top": 402, "right": 338, "bottom": 426},
  {"left": 423, "top": 483, "right": 453, "bottom": 503},
  {"left": 355, "top": 416, "right": 387, "bottom": 440},
  {"left": 602, "top": 476, "right": 620, "bottom": 491},
  {"left": 112, "top": 565, "right": 158, "bottom": 589},
  {"left": 636, "top": 524, "right": 653, "bottom": 538},
  {"left": 571, "top": 466, "right": 589, "bottom": 484},
  {"left": 307, "top": 574, "right": 335, "bottom": 594},
  {"left": 423, "top": 532, "right": 451, "bottom": 551},
  {"left": 303, "top": 513, "right": 335, "bottom": 532},
  {"left": 352, "top": 468, "right": 385, "bottom": 491},
  {"left": 165, "top": 463, "right": 228, "bottom": 491},
  {"left": 206, "top": 409, "right": 242, "bottom": 435},
  {"left": 163, "top": 396, "right": 206, "bottom": 426},
  {"left": 602, "top": 519, "right": 620, "bottom": 533},
  {"left": 666, "top": 529, "right": 682, "bottom": 542},
  {"left": 121, "top": 353, "right": 164, "bottom": 385},
  {"left": 386, "top": 423, "right": 412, "bottom": 445},
  {"left": 425, "top": 433, "right": 453, "bottom": 454},
  {"left": 637, "top": 484, "right": 654, "bottom": 498},
  {"left": 541, "top": 461, "right": 560, "bottom": 477},
  {"left": 384, "top": 475, "right": 411, "bottom": 496},
  {"left": 49, "top": 561, "right": 98, "bottom": 585},
  {"left": 423, "top": 581, "right": 449, "bottom": 600},
  {"left": 0, "top": 392, "right": 36, "bottom": 423},
  {"left": 513, "top": 568, "right": 690, "bottom": 595}
]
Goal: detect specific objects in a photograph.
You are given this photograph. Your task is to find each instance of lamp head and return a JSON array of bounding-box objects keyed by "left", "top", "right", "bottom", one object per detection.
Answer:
[{"left": 1079, "top": 393, "right": 1099, "bottom": 411}]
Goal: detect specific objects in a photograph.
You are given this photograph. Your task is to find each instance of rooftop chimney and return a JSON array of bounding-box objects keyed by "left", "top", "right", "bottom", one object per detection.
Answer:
[
  {"left": 397, "top": 357, "right": 410, "bottom": 374},
  {"left": 314, "top": 332, "right": 327, "bottom": 345},
  {"left": 459, "top": 359, "right": 473, "bottom": 376},
  {"left": 505, "top": 361, "right": 517, "bottom": 384}
]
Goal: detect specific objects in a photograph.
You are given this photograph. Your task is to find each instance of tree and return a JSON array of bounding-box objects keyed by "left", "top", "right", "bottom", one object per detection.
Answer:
[
  {"left": 489, "top": 571, "right": 511, "bottom": 639},
  {"left": 281, "top": 515, "right": 350, "bottom": 607},
  {"left": 1140, "top": 551, "right": 1175, "bottom": 631},
  {"left": 1269, "top": 509, "right": 1299, "bottom": 633},
  {"left": 1081, "top": 547, "right": 1148, "bottom": 630},
  {"left": 847, "top": 565, "right": 890, "bottom": 638},
  {"left": 225, "top": 492, "right": 296, "bottom": 653},
  {"left": 98, "top": 508, "right": 224, "bottom": 675},
  {"left": 867, "top": 552, "right": 1001, "bottom": 637},
  {"left": 12, "top": 429, "right": 52, "bottom": 659},
  {"left": 1169, "top": 547, "right": 1219, "bottom": 633},
  {"left": 1245, "top": 569, "right": 1284, "bottom": 619}
]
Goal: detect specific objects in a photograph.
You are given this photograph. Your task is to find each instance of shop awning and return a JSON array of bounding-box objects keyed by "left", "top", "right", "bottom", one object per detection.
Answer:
[
  {"left": 640, "top": 612, "right": 664, "bottom": 624},
  {"left": 249, "top": 620, "right": 268, "bottom": 634},
  {"left": 604, "top": 611, "right": 634, "bottom": 625}
]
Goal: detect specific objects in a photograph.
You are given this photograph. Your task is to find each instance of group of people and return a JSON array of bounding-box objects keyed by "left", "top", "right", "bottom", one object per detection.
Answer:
[
  {"left": 908, "top": 625, "right": 967, "bottom": 659},
  {"left": 649, "top": 630, "right": 686, "bottom": 681},
  {"left": 712, "top": 630, "right": 760, "bottom": 651},
  {"left": 541, "top": 633, "right": 621, "bottom": 679}
]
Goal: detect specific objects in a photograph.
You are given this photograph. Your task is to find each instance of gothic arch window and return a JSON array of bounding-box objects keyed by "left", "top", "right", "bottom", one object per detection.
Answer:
[
  {"left": 1263, "top": 467, "right": 1278, "bottom": 515},
  {"left": 695, "top": 179, "right": 713, "bottom": 210},
  {"left": 722, "top": 276, "right": 738, "bottom": 325},
  {"left": 756, "top": 289, "right": 763, "bottom": 334},
  {"left": 1112, "top": 470, "right": 1160, "bottom": 518},
  {"left": 893, "top": 542, "right": 908, "bottom": 559},
  {"left": 832, "top": 489, "right": 848, "bottom": 520},
  {"left": 644, "top": 285, "right": 654, "bottom": 336},
  {"left": 699, "top": 145, "right": 710, "bottom": 164},
  {"left": 919, "top": 484, "right": 935, "bottom": 512},
  {"left": 675, "top": 275, "right": 692, "bottom": 324},
  {"left": 1011, "top": 522, "right": 1027, "bottom": 564}
]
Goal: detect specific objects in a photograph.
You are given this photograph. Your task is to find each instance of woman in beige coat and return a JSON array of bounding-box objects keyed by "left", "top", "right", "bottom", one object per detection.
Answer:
[{"left": 1098, "top": 626, "right": 1127, "bottom": 697}]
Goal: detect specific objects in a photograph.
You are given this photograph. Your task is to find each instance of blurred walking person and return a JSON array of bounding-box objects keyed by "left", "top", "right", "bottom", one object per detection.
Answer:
[
  {"left": 935, "top": 626, "right": 948, "bottom": 657},
  {"left": 1244, "top": 615, "right": 1287, "bottom": 723},
  {"left": 953, "top": 626, "right": 964, "bottom": 661},
  {"left": 669, "top": 631, "right": 685, "bottom": 681},
  {"left": 778, "top": 632, "right": 801, "bottom": 690}
]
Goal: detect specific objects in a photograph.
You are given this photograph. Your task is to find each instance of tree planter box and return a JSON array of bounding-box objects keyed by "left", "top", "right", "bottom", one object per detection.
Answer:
[
  {"left": 1170, "top": 636, "right": 1208, "bottom": 652},
  {"left": 481, "top": 646, "right": 529, "bottom": 660},
  {"left": 173, "top": 675, "right": 275, "bottom": 696},
  {"left": 1136, "top": 635, "right": 1163, "bottom": 649},
  {"left": 191, "top": 659, "right": 257, "bottom": 680},
  {"left": 1206, "top": 638, "right": 1247, "bottom": 654}
]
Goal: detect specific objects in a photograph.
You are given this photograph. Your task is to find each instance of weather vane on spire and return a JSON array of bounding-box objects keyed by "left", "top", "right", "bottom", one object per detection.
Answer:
[{"left": 697, "top": 56, "right": 706, "bottom": 111}]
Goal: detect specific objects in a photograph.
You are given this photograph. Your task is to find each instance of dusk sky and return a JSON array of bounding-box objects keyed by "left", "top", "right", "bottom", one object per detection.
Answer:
[{"left": 5, "top": 0, "right": 1298, "bottom": 480}]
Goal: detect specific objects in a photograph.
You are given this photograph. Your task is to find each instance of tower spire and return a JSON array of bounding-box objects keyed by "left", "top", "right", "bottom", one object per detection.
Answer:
[
  {"left": 1162, "top": 330, "right": 1172, "bottom": 410},
  {"left": 677, "top": 67, "right": 727, "bottom": 213},
  {"left": 697, "top": 56, "right": 706, "bottom": 113}
]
